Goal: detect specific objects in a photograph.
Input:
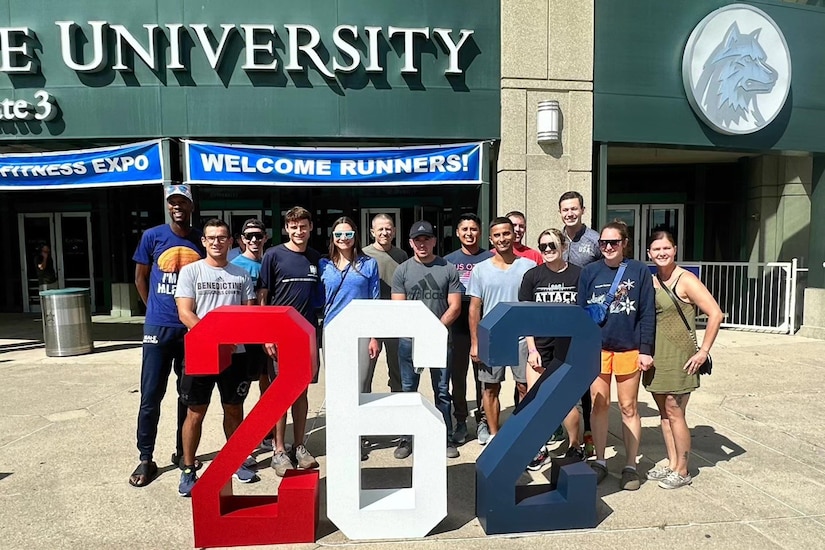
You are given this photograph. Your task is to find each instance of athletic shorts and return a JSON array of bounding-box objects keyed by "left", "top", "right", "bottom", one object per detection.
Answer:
[
  {"left": 245, "top": 344, "right": 270, "bottom": 381},
  {"left": 477, "top": 338, "right": 528, "bottom": 385},
  {"left": 600, "top": 349, "right": 639, "bottom": 376},
  {"left": 180, "top": 352, "right": 251, "bottom": 406}
]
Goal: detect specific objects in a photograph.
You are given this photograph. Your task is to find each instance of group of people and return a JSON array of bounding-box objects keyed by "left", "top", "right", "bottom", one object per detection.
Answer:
[{"left": 127, "top": 183, "right": 723, "bottom": 498}]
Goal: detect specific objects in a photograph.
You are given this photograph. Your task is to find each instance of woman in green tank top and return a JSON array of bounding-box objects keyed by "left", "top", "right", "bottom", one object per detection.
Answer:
[{"left": 644, "top": 231, "right": 723, "bottom": 490}]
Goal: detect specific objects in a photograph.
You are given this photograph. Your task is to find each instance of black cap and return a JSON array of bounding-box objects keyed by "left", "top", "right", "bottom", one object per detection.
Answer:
[
  {"left": 241, "top": 219, "right": 265, "bottom": 233},
  {"left": 409, "top": 220, "right": 435, "bottom": 239}
]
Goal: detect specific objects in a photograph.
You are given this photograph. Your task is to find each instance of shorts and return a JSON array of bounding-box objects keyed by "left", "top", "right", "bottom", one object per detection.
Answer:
[
  {"left": 601, "top": 349, "right": 639, "bottom": 376},
  {"left": 180, "top": 352, "right": 251, "bottom": 406},
  {"left": 477, "top": 338, "right": 528, "bottom": 385},
  {"left": 245, "top": 344, "right": 270, "bottom": 381}
]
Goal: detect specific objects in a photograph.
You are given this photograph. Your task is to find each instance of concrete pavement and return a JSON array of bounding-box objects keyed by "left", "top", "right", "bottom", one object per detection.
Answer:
[{"left": 1, "top": 313, "right": 824, "bottom": 549}]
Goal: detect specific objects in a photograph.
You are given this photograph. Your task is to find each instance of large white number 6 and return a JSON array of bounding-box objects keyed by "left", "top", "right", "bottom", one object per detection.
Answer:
[{"left": 325, "top": 300, "right": 447, "bottom": 540}]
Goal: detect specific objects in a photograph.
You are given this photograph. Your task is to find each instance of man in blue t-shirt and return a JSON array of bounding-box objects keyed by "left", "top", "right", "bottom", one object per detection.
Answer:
[
  {"left": 129, "top": 184, "right": 204, "bottom": 488},
  {"left": 230, "top": 218, "right": 272, "bottom": 444},
  {"left": 258, "top": 206, "right": 324, "bottom": 477},
  {"left": 444, "top": 213, "right": 493, "bottom": 445}
]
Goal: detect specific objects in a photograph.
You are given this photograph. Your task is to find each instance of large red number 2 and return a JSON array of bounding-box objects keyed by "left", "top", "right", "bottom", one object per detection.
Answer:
[{"left": 184, "top": 305, "right": 319, "bottom": 547}]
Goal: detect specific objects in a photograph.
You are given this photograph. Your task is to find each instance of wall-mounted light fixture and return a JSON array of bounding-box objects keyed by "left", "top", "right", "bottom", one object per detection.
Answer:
[{"left": 537, "top": 99, "right": 560, "bottom": 144}]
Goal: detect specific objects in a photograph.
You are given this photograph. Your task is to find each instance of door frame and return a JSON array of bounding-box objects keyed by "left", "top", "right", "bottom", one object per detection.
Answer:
[
  {"left": 607, "top": 203, "right": 685, "bottom": 261},
  {"left": 18, "top": 212, "right": 96, "bottom": 313},
  {"left": 360, "top": 208, "right": 402, "bottom": 248},
  {"left": 641, "top": 203, "right": 685, "bottom": 260}
]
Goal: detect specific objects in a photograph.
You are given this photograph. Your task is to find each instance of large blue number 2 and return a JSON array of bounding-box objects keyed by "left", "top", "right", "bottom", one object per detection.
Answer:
[{"left": 475, "top": 303, "right": 601, "bottom": 534}]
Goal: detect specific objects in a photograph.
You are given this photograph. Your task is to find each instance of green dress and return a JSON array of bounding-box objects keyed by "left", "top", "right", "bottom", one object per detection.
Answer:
[{"left": 643, "top": 277, "right": 700, "bottom": 394}]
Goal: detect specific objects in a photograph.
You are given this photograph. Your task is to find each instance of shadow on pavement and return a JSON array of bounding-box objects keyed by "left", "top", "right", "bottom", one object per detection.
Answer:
[
  {"left": 92, "top": 342, "right": 142, "bottom": 353},
  {"left": 0, "top": 472, "right": 11, "bottom": 482}
]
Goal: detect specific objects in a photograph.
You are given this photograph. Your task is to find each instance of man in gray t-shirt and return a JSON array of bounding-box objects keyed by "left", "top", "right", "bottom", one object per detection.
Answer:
[
  {"left": 468, "top": 217, "right": 535, "bottom": 442},
  {"left": 173, "top": 219, "right": 257, "bottom": 496},
  {"left": 362, "top": 213, "right": 408, "bottom": 392},
  {"left": 391, "top": 220, "right": 463, "bottom": 460}
]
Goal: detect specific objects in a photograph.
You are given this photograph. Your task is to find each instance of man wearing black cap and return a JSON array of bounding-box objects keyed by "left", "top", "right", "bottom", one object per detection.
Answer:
[
  {"left": 130, "top": 184, "right": 205, "bottom": 487},
  {"left": 230, "top": 218, "right": 272, "bottom": 446},
  {"left": 391, "top": 220, "right": 463, "bottom": 459}
]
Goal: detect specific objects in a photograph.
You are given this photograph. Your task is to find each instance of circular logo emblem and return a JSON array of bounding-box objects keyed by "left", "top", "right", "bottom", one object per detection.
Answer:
[{"left": 682, "top": 4, "right": 791, "bottom": 135}]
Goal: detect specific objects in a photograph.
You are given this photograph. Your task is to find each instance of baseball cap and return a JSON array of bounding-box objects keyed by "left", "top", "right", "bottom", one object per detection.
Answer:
[
  {"left": 409, "top": 220, "right": 435, "bottom": 239},
  {"left": 241, "top": 219, "right": 266, "bottom": 233},
  {"left": 165, "top": 184, "right": 193, "bottom": 202}
]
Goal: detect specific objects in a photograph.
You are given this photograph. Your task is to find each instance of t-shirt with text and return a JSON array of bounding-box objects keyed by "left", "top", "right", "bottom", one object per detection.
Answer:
[
  {"left": 444, "top": 247, "right": 494, "bottom": 331},
  {"left": 260, "top": 244, "right": 323, "bottom": 325},
  {"left": 175, "top": 260, "right": 256, "bottom": 351},
  {"left": 133, "top": 224, "right": 204, "bottom": 327},
  {"left": 391, "top": 256, "right": 463, "bottom": 320},
  {"left": 518, "top": 262, "right": 581, "bottom": 357}
]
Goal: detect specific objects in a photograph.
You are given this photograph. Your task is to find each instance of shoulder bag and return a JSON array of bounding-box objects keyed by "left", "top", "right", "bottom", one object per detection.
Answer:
[
  {"left": 584, "top": 262, "right": 626, "bottom": 327},
  {"left": 656, "top": 272, "right": 712, "bottom": 375}
]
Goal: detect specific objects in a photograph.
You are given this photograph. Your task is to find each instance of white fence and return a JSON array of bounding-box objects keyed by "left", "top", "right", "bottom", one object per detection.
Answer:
[{"left": 689, "top": 259, "right": 806, "bottom": 334}]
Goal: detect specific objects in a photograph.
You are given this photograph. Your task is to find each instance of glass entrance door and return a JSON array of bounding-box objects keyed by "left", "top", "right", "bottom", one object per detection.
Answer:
[
  {"left": 606, "top": 205, "right": 641, "bottom": 260},
  {"left": 606, "top": 204, "right": 684, "bottom": 260},
  {"left": 18, "top": 212, "right": 95, "bottom": 313},
  {"left": 642, "top": 204, "right": 684, "bottom": 259}
]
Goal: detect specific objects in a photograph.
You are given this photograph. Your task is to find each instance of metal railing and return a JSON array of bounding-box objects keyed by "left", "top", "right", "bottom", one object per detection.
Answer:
[{"left": 687, "top": 259, "right": 805, "bottom": 334}]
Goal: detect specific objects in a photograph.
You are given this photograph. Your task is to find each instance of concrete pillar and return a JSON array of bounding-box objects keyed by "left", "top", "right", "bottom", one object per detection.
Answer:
[
  {"left": 498, "top": 0, "right": 594, "bottom": 245},
  {"left": 745, "top": 154, "right": 811, "bottom": 264},
  {"left": 800, "top": 154, "right": 825, "bottom": 339}
]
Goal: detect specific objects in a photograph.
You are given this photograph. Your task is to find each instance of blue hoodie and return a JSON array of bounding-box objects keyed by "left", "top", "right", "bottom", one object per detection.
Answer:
[{"left": 577, "top": 259, "right": 656, "bottom": 355}]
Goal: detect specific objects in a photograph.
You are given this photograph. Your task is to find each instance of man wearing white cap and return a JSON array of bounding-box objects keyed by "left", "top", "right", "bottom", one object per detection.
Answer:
[{"left": 129, "top": 184, "right": 205, "bottom": 488}]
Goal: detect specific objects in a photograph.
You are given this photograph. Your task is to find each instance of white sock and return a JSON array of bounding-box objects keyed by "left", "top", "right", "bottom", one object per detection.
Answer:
[{"left": 623, "top": 465, "right": 637, "bottom": 472}]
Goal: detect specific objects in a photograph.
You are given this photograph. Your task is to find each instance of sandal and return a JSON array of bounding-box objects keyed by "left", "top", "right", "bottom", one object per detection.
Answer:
[
  {"left": 129, "top": 460, "right": 158, "bottom": 487},
  {"left": 171, "top": 452, "right": 202, "bottom": 471}
]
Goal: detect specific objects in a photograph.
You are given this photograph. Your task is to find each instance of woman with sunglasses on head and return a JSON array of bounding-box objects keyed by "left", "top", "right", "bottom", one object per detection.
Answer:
[
  {"left": 319, "top": 217, "right": 381, "bottom": 393},
  {"left": 644, "top": 231, "right": 722, "bottom": 489},
  {"left": 518, "top": 228, "right": 584, "bottom": 471},
  {"left": 577, "top": 220, "right": 655, "bottom": 491}
]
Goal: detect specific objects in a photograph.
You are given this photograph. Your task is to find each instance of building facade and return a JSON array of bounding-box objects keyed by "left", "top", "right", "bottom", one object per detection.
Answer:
[{"left": 3, "top": 0, "right": 825, "bottom": 338}]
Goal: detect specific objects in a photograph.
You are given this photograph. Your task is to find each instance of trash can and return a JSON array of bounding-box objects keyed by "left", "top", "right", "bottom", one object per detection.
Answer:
[{"left": 40, "top": 288, "right": 94, "bottom": 357}]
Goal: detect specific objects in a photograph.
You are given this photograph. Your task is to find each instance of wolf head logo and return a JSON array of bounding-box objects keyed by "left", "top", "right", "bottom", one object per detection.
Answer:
[{"left": 694, "top": 22, "right": 778, "bottom": 130}]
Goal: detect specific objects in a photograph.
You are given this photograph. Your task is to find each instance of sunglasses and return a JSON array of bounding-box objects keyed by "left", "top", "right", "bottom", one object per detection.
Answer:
[
  {"left": 333, "top": 231, "right": 355, "bottom": 239},
  {"left": 538, "top": 242, "right": 558, "bottom": 252},
  {"left": 598, "top": 239, "right": 623, "bottom": 249},
  {"left": 243, "top": 232, "right": 265, "bottom": 241}
]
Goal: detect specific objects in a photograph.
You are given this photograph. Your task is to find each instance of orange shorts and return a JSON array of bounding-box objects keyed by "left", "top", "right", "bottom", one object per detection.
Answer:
[{"left": 600, "top": 350, "right": 639, "bottom": 376}]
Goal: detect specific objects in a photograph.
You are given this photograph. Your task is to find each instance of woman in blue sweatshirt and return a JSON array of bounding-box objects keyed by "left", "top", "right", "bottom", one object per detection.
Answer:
[{"left": 577, "top": 220, "right": 655, "bottom": 491}]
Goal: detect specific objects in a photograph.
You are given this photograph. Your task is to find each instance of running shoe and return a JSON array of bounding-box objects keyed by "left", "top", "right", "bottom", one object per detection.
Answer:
[
  {"left": 178, "top": 467, "right": 198, "bottom": 497},
  {"left": 477, "top": 419, "right": 491, "bottom": 445},
  {"left": 527, "top": 446, "right": 551, "bottom": 471},
  {"left": 658, "top": 471, "right": 692, "bottom": 490},
  {"left": 293, "top": 445, "right": 319, "bottom": 469},
  {"left": 646, "top": 466, "right": 673, "bottom": 481},
  {"left": 234, "top": 463, "right": 259, "bottom": 483}
]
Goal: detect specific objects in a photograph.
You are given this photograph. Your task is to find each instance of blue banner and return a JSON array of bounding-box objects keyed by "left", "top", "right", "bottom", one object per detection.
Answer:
[
  {"left": 184, "top": 140, "right": 484, "bottom": 186},
  {"left": 0, "top": 140, "right": 164, "bottom": 190}
]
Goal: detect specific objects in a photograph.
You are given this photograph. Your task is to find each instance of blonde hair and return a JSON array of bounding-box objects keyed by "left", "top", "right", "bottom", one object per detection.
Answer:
[{"left": 537, "top": 228, "right": 565, "bottom": 250}]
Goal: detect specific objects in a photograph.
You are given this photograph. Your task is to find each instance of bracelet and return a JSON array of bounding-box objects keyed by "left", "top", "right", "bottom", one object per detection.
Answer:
[{"left": 528, "top": 348, "right": 538, "bottom": 354}]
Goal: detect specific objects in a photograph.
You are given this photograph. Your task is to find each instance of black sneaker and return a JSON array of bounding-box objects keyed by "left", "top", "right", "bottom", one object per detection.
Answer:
[
  {"left": 563, "top": 446, "right": 585, "bottom": 461},
  {"left": 394, "top": 438, "right": 412, "bottom": 459},
  {"left": 527, "top": 446, "right": 551, "bottom": 471}
]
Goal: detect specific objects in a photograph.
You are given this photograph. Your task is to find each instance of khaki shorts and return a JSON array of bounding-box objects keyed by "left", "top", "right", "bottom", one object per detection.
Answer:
[{"left": 600, "top": 350, "right": 639, "bottom": 376}]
